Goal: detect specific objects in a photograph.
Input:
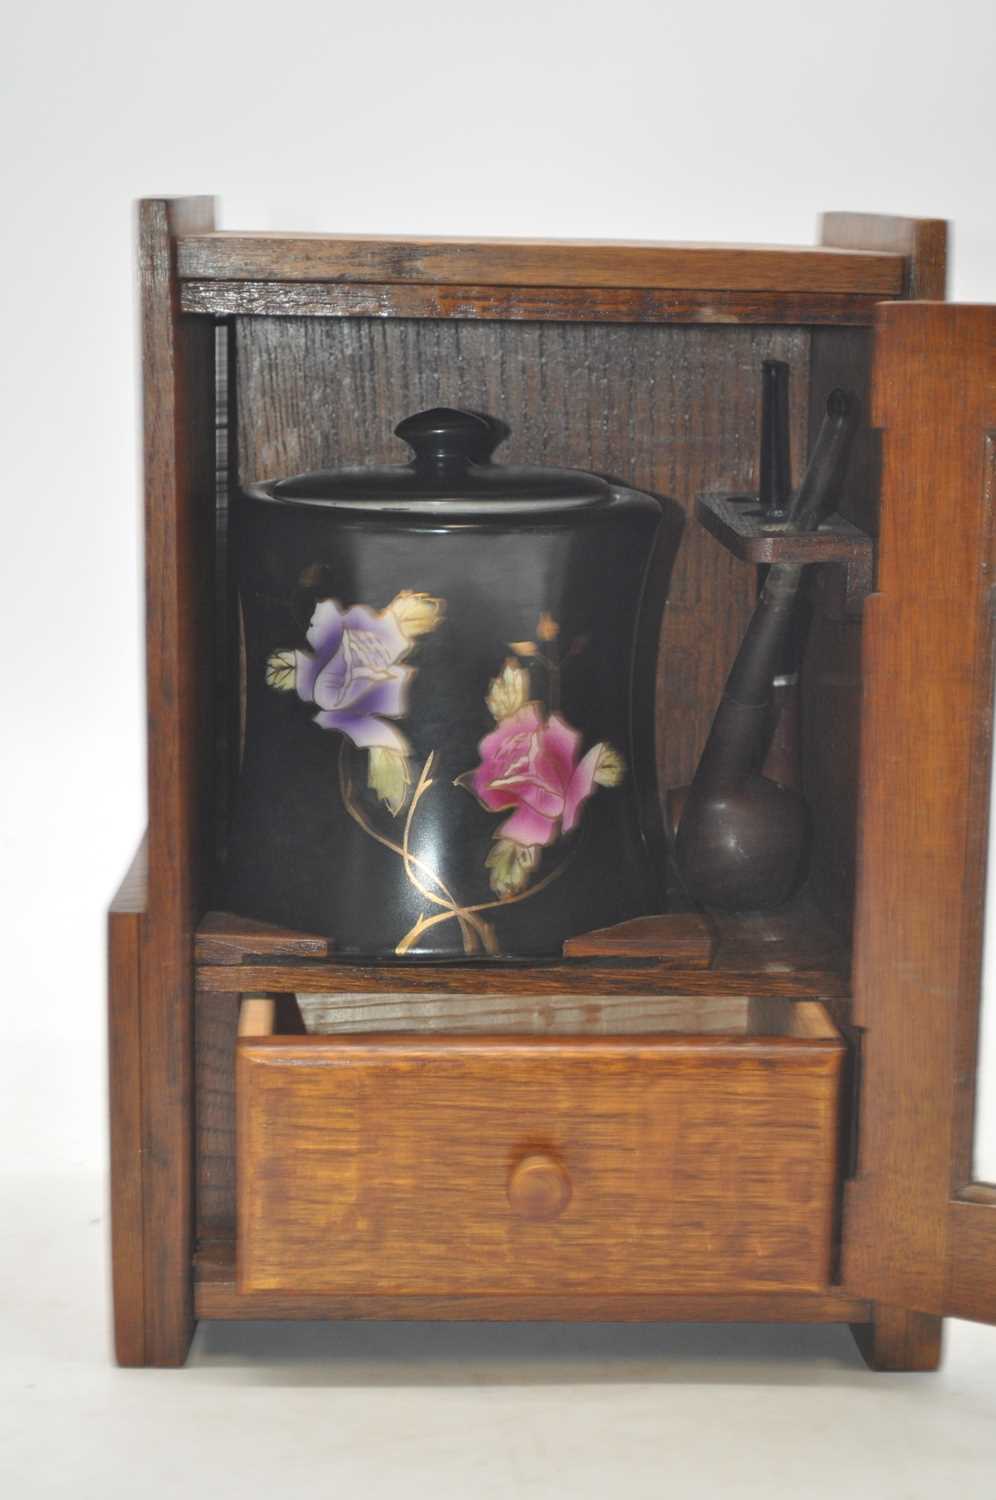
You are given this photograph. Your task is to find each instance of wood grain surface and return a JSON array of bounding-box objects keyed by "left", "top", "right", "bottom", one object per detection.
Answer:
[
  {"left": 194, "top": 989, "right": 239, "bottom": 1244},
  {"left": 565, "top": 912, "right": 714, "bottom": 961},
  {"left": 850, "top": 1304, "right": 943, "bottom": 1372},
  {"left": 197, "top": 995, "right": 838, "bottom": 1246},
  {"left": 108, "top": 838, "right": 148, "bottom": 1367},
  {"left": 695, "top": 497, "right": 872, "bottom": 571},
  {"left": 195, "top": 910, "right": 332, "bottom": 965},
  {"left": 196, "top": 990, "right": 306, "bottom": 1245},
  {"left": 820, "top": 213, "right": 947, "bottom": 300},
  {"left": 135, "top": 195, "right": 217, "bottom": 1366},
  {"left": 945, "top": 1189, "right": 996, "bottom": 1324},
  {"left": 177, "top": 233, "right": 905, "bottom": 294},
  {"left": 199, "top": 958, "right": 848, "bottom": 999},
  {"left": 197, "top": 993, "right": 759, "bottom": 1244},
  {"left": 841, "top": 304, "right": 995, "bottom": 1319},
  {"left": 294, "top": 991, "right": 759, "bottom": 1037},
  {"left": 197, "top": 1240, "right": 870, "bottom": 1323},
  {"left": 180, "top": 279, "right": 889, "bottom": 326},
  {"left": 236, "top": 1023, "right": 843, "bottom": 1297}
]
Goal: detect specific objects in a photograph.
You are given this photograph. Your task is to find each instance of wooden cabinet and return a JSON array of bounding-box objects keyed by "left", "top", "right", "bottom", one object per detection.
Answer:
[{"left": 108, "top": 198, "right": 995, "bottom": 1368}]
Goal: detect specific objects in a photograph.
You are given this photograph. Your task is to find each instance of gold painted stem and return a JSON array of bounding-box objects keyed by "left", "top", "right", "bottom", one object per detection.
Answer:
[
  {"left": 400, "top": 756, "right": 483, "bottom": 955},
  {"left": 395, "top": 846, "right": 569, "bottom": 949},
  {"left": 337, "top": 741, "right": 491, "bottom": 956}
]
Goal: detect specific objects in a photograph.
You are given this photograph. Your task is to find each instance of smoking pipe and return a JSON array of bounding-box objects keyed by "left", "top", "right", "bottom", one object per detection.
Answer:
[{"left": 674, "top": 388, "right": 858, "bottom": 911}]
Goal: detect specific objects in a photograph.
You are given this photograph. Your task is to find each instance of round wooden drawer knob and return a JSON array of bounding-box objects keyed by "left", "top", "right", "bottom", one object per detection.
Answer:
[{"left": 507, "top": 1153, "right": 572, "bottom": 1221}]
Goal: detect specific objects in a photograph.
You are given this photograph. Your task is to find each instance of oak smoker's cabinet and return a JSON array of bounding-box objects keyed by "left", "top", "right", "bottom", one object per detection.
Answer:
[{"left": 108, "top": 200, "right": 996, "bottom": 1368}]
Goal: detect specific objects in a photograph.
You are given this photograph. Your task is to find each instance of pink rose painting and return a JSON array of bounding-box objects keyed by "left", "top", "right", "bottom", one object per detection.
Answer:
[
  {"left": 459, "top": 621, "right": 624, "bottom": 898},
  {"left": 468, "top": 704, "right": 600, "bottom": 847}
]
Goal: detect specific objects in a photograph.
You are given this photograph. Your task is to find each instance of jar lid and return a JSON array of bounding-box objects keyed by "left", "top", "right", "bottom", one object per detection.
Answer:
[{"left": 260, "top": 407, "right": 612, "bottom": 515}]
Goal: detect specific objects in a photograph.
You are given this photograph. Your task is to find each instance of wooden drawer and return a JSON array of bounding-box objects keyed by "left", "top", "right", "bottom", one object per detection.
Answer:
[{"left": 236, "top": 997, "right": 844, "bottom": 1297}]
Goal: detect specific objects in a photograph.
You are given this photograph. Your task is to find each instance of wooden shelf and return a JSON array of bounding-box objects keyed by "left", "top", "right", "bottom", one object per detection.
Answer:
[
  {"left": 195, "top": 894, "right": 849, "bottom": 1001},
  {"left": 176, "top": 232, "right": 905, "bottom": 294}
]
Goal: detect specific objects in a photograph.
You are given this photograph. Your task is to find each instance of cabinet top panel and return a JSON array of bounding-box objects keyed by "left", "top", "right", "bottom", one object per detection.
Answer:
[{"left": 176, "top": 231, "right": 905, "bottom": 295}]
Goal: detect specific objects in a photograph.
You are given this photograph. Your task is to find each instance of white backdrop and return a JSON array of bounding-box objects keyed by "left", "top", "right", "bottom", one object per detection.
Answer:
[{"left": 2, "top": 0, "right": 993, "bottom": 1186}]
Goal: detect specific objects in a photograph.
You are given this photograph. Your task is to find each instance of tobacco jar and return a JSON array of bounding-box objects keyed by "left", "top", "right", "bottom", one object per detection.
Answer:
[{"left": 226, "top": 407, "right": 665, "bottom": 959}]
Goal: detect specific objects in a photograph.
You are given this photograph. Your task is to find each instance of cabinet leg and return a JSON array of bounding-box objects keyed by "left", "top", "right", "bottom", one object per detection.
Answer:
[
  {"left": 108, "top": 857, "right": 198, "bottom": 1369},
  {"left": 850, "top": 1304, "right": 943, "bottom": 1371}
]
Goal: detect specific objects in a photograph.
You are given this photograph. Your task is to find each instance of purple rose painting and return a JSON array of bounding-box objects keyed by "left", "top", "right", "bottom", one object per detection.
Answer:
[
  {"left": 295, "top": 600, "right": 414, "bottom": 752},
  {"left": 459, "top": 619, "right": 625, "bottom": 898},
  {"left": 267, "top": 589, "right": 444, "bottom": 816}
]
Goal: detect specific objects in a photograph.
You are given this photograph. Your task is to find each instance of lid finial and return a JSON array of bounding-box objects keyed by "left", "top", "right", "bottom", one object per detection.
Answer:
[{"left": 395, "top": 407, "right": 505, "bottom": 471}]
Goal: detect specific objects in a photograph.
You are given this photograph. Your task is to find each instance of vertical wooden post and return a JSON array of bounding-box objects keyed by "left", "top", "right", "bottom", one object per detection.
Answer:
[
  {"left": 112, "top": 196, "right": 217, "bottom": 1366},
  {"left": 814, "top": 222, "right": 955, "bottom": 1368},
  {"left": 108, "top": 839, "right": 148, "bottom": 1366},
  {"left": 820, "top": 212, "right": 947, "bottom": 300}
]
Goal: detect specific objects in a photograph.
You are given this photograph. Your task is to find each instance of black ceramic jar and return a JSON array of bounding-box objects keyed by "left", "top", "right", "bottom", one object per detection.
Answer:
[{"left": 226, "top": 408, "right": 664, "bottom": 960}]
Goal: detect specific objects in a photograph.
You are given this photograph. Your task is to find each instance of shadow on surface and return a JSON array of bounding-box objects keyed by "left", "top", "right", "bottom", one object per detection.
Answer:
[{"left": 190, "top": 1317, "right": 867, "bottom": 1387}]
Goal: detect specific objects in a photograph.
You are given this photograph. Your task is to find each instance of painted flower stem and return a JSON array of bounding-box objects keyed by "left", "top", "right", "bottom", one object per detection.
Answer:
[
  {"left": 394, "top": 849, "right": 571, "bottom": 949},
  {"left": 337, "top": 741, "right": 493, "bottom": 956},
  {"left": 400, "top": 757, "right": 490, "bottom": 956}
]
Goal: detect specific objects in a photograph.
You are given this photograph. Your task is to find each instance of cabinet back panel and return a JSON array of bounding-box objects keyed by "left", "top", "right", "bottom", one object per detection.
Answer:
[{"left": 233, "top": 316, "right": 810, "bottom": 795}]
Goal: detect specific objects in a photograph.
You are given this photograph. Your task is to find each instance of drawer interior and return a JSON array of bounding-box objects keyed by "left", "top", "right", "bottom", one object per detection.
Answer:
[
  {"left": 291, "top": 990, "right": 838, "bottom": 1037},
  {"left": 234, "top": 994, "right": 845, "bottom": 1299}
]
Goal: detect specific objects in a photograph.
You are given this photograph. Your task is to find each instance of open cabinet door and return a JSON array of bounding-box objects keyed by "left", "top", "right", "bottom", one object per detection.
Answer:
[{"left": 841, "top": 303, "right": 996, "bottom": 1359}]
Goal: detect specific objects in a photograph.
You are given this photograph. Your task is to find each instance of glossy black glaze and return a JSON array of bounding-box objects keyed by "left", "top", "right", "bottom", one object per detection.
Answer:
[{"left": 225, "top": 409, "right": 666, "bottom": 960}]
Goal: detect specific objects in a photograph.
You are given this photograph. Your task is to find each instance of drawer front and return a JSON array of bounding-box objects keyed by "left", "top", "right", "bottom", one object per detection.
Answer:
[{"left": 237, "top": 1031, "right": 842, "bottom": 1297}]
